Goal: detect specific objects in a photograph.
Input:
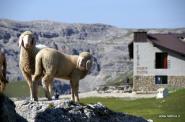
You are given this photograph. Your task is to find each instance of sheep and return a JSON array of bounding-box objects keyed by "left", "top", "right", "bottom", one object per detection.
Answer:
[
  {"left": 19, "top": 31, "right": 46, "bottom": 100},
  {"left": 0, "top": 51, "right": 8, "bottom": 93},
  {"left": 32, "top": 48, "right": 92, "bottom": 102}
]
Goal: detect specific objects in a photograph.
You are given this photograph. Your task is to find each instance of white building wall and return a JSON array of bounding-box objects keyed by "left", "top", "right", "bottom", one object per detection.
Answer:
[{"left": 134, "top": 42, "right": 185, "bottom": 76}]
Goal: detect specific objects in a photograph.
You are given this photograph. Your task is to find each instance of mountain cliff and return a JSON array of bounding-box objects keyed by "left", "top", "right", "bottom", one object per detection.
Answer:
[{"left": 0, "top": 19, "right": 185, "bottom": 91}]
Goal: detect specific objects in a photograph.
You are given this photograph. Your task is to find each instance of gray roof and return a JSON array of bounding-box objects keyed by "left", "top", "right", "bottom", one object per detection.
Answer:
[{"left": 148, "top": 33, "right": 185, "bottom": 56}]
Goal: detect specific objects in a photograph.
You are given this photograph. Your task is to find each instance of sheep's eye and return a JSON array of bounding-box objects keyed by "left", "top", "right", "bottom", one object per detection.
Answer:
[
  {"left": 82, "top": 59, "right": 85, "bottom": 63},
  {"left": 31, "top": 38, "right": 34, "bottom": 44},
  {"left": 31, "top": 40, "right": 33, "bottom": 44}
]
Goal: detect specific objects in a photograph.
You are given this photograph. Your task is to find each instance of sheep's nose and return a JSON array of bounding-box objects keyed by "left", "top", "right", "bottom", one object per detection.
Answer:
[
  {"left": 25, "top": 44, "right": 28, "bottom": 48},
  {"left": 24, "top": 43, "right": 31, "bottom": 48}
]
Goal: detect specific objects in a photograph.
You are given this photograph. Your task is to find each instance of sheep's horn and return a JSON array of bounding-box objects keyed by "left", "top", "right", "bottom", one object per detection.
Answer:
[{"left": 86, "top": 60, "right": 92, "bottom": 70}]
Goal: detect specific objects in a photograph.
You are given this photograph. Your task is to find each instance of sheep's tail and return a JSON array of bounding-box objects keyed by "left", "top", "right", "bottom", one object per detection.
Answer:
[{"left": 33, "top": 54, "right": 43, "bottom": 81}]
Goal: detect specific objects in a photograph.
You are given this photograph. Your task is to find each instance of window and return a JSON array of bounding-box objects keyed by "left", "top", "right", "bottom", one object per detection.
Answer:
[
  {"left": 155, "top": 75, "right": 168, "bottom": 84},
  {"left": 128, "top": 42, "right": 133, "bottom": 59},
  {"left": 155, "top": 52, "right": 168, "bottom": 69}
]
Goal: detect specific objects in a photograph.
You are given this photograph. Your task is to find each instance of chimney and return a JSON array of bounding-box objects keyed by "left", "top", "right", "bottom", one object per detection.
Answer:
[{"left": 134, "top": 31, "right": 147, "bottom": 42}]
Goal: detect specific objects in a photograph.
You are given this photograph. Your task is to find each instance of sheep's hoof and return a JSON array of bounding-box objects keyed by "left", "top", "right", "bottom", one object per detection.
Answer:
[
  {"left": 33, "top": 97, "right": 38, "bottom": 101},
  {"left": 47, "top": 98, "right": 52, "bottom": 101},
  {"left": 32, "top": 76, "right": 37, "bottom": 82},
  {"left": 30, "top": 96, "right": 34, "bottom": 101}
]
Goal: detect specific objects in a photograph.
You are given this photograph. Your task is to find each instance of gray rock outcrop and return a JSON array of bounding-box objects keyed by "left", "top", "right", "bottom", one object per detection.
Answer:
[
  {"left": 0, "top": 93, "right": 27, "bottom": 122},
  {"left": 15, "top": 99, "right": 147, "bottom": 122}
]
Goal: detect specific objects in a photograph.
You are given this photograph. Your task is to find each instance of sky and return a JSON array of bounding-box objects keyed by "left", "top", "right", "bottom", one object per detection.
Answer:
[{"left": 0, "top": 0, "right": 185, "bottom": 28}]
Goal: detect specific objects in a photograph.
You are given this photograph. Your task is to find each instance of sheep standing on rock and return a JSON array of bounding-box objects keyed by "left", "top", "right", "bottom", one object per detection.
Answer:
[
  {"left": 19, "top": 31, "right": 46, "bottom": 100},
  {"left": 0, "top": 51, "right": 8, "bottom": 93},
  {"left": 32, "top": 48, "right": 92, "bottom": 102}
]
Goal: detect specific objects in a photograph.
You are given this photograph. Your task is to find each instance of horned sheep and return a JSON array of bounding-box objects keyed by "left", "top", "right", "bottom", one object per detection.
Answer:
[
  {"left": 19, "top": 31, "right": 46, "bottom": 100},
  {"left": 32, "top": 48, "right": 92, "bottom": 102}
]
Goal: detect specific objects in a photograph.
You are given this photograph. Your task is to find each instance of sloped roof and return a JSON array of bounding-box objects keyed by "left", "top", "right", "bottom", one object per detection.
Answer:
[{"left": 148, "top": 33, "right": 185, "bottom": 56}]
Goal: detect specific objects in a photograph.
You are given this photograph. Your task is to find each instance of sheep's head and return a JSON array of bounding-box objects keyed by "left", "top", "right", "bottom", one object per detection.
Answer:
[
  {"left": 77, "top": 52, "right": 92, "bottom": 71},
  {"left": 19, "top": 31, "right": 36, "bottom": 49}
]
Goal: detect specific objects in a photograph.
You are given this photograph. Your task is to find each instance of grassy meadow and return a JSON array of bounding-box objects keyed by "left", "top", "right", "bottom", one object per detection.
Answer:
[
  {"left": 81, "top": 89, "right": 185, "bottom": 122},
  {"left": 5, "top": 80, "right": 45, "bottom": 98}
]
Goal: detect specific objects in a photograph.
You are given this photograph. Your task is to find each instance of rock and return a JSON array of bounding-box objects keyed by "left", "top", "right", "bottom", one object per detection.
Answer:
[
  {"left": 0, "top": 30, "right": 11, "bottom": 40},
  {"left": 15, "top": 99, "right": 147, "bottom": 122},
  {"left": 0, "top": 93, "right": 27, "bottom": 122},
  {"left": 156, "top": 88, "right": 168, "bottom": 99},
  {"left": 147, "top": 119, "right": 153, "bottom": 122},
  {"left": 51, "top": 42, "right": 58, "bottom": 50},
  {"left": 40, "top": 32, "right": 59, "bottom": 38},
  {"left": 96, "top": 85, "right": 132, "bottom": 93}
]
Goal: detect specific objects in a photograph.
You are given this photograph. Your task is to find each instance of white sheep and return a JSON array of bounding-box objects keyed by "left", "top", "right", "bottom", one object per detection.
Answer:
[
  {"left": 32, "top": 48, "right": 92, "bottom": 102},
  {"left": 19, "top": 31, "right": 47, "bottom": 100}
]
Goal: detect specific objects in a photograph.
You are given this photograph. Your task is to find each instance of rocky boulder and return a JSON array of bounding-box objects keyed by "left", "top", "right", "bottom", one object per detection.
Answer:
[
  {"left": 0, "top": 93, "right": 27, "bottom": 122},
  {"left": 15, "top": 99, "right": 147, "bottom": 122}
]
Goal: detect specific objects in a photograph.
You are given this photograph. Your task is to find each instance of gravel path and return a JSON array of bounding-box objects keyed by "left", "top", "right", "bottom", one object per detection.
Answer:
[
  {"left": 60, "top": 91, "right": 156, "bottom": 100},
  {"left": 11, "top": 91, "right": 156, "bottom": 102}
]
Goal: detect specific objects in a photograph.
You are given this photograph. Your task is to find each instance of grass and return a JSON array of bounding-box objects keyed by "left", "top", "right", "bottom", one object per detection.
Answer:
[
  {"left": 81, "top": 89, "right": 185, "bottom": 122},
  {"left": 5, "top": 80, "right": 45, "bottom": 98}
]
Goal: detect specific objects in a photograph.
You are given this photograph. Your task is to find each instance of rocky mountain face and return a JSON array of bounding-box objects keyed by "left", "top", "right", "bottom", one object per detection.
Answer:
[{"left": 0, "top": 19, "right": 185, "bottom": 92}]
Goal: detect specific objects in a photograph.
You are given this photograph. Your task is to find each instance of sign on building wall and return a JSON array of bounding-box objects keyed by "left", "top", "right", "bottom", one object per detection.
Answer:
[
  {"left": 135, "top": 44, "right": 148, "bottom": 75},
  {"left": 136, "top": 66, "right": 148, "bottom": 75}
]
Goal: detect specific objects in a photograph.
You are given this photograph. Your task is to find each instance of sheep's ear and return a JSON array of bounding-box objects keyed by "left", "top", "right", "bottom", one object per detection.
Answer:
[
  {"left": 86, "top": 60, "right": 92, "bottom": 70},
  {"left": 18, "top": 35, "right": 23, "bottom": 48}
]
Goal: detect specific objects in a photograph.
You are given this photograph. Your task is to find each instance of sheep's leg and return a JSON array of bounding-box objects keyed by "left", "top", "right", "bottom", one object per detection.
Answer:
[
  {"left": 70, "top": 80, "right": 75, "bottom": 102},
  {"left": 48, "top": 81, "right": 53, "bottom": 98},
  {"left": 74, "top": 80, "right": 79, "bottom": 102},
  {"left": 70, "top": 79, "right": 79, "bottom": 102},
  {"left": 32, "top": 75, "right": 43, "bottom": 101},
  {"left": 0, "top": 82, "right": 5, "bottom": 93},
  {"left": 42, "top": 79, "right": 51, "bottom": 100},
  {"left": 22, "top": 71, "right": 33, "bottom": 100},
  {"left": 0, "top": 73, "right": 7, "bottom": 93},
  {"left": 0, "top": 71, "right": 8, "bottom": 84},
  {"left": 42, "top": 75, "right": 53, "bottom": 101},
  {"left": 32, "top": 74, "right": 42, "bottom": 82},
  {"left": 32, "top": 80, "right": 38, "bottom": 101}
]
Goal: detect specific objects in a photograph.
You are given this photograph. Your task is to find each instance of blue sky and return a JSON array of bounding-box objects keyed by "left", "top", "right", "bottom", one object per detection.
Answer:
[{"left": 0, "top": 0, "right": 185, "bottom": 28}]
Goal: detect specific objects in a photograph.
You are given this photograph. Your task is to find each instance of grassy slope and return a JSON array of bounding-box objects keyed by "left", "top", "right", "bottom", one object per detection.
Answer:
[
  {"left": 5, "top": 81, "right": 45, "bottom": 98},
  {"left": 81, "top": 89, "right": 185, "bottom": 122}
]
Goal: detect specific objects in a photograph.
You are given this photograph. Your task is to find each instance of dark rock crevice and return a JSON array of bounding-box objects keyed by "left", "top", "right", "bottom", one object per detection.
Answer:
[{"left": 0, "top": 94, "right": 27, "bottom": 122}]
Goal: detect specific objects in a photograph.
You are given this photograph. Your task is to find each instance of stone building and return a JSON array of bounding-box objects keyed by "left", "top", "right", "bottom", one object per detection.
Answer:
[{"left": 129, "top": 32, "right": 185, "bottom": 92}]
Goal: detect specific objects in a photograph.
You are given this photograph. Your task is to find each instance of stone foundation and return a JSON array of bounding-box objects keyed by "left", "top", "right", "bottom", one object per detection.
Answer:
[{"left": 133, "top": 76, "right": 185, "bottom": 91}]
